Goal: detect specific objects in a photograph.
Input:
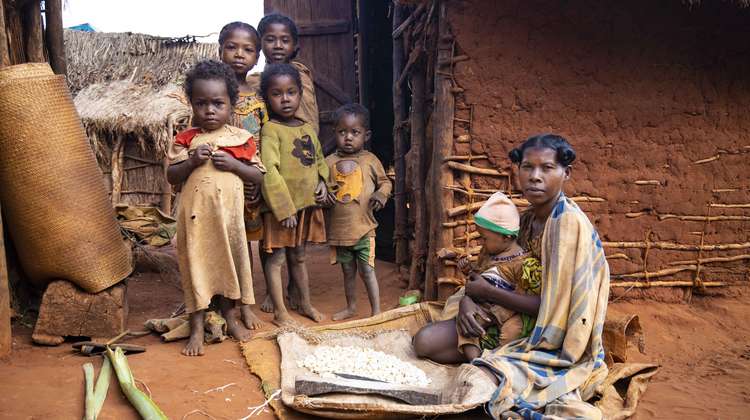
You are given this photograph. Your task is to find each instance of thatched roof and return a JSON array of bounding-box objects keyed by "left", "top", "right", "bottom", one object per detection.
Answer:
[
  {"left": 74, "top": 81, "right": 191, "bottom": 161},
  {"left": 64, "top": 30, "right": 218, "bottom": 95}
]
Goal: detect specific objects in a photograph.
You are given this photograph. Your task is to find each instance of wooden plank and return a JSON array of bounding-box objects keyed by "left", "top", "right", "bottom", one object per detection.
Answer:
[
  {"left": 306, "top": 63, "right": 352, "bottom": 104},
  {"left": 295, "top": 374, "right": 441, "bottom": 406},
  {"left": 427, "top": 1, "right": 455, "bottom": 300},
  {"left": 408, "top": 58, "right": 427, "bottom": 291},
  {"left": 392, "top": 3, "right": 409, "bottom": 268},
  {"left": 0, "top": 0, "right": 10, "bottom": 67},
  {"left": 297, "top": 19, "right": 350, "bottom": 36},
  {"left": 44, "top": 0, "right": 66, "bottom": 74},
  {"left": 22, "top": 0, "right": 44, "bottom": 62},
  {"left": 0, "top": 206, "right": 11, "bottom": 357}
]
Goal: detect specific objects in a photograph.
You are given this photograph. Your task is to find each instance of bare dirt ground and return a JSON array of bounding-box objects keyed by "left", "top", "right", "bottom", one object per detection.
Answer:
[{"left": 0, "top": 245, "right": 748, "bottom": 419}]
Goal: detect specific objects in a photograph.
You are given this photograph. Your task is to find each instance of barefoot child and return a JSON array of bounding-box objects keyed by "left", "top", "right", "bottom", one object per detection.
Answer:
[
  {"left": 413, "top": 192, "right": 542, "bottom": 362},
  {"left": 218, "top": 21, "right": 267, "bottom": 330},
  {"left": 250, "top": 13, "right": 321, "bottom": 313},
  {"left": 167, "top": 60, "right": 265, "bottom": 356},
  {"left": 259, "top": 63, "right": 328, "bottom": 326},
  {"left": 324, "top": 104, "right": 391, "bottom": 321}
]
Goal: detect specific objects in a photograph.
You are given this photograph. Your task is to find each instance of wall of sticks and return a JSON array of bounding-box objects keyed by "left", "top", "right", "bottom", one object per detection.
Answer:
[{"left": 392, "top": 0, "right": 750, "bottom": 300}]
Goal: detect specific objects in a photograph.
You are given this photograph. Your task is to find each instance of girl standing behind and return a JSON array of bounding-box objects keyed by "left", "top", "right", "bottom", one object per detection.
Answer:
[
  {"left": 259, "top": 63, "right": 328, "bottom": 326},
  {"left": 218, "top": 21, "right": 267, "bottom": 330},
  {"left": 167, "top": 60, "right": 265, "bottom": 356},
  {"left": 250, "top": 13, "right": 319, "bottom": 134},
  {"left": 251, "top": 12, "right": 320, "bottom": 313}
]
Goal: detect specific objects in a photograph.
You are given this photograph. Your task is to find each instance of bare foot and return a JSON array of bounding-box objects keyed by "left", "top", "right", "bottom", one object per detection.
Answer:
[
  {"left": 259, "top": 294, "right": 274, "bottom": 313},
  {"left": 240, "top": 305, "right": 264, "bottom": 330},
  {"left": 225, "top": 315, "right": 252, "bottom": 342},
  {"left": 299, "top": 304, "right": 325, "bottom": 323},
  {"left": 272, "top": 310, "right": 298, "bottom": 327},
  {"left": 332, "top": 307, "right": 357, "bottom": 321},
  {"left": 287, "top": 282, "right": 300, "bottom": 311},
  {"left": 370, "top": 308, "right": 381, "bottom": 318},
  {"left": 182, "top": 334, "right": 205, "bottom": 356}
]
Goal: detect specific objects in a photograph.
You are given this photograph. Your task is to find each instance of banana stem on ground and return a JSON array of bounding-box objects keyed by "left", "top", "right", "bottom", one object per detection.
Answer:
[
  {"left": 105, "top": 346, "right": 168, "bottom": 420},
  {"left": 82, "top": 356, "right": 112, "bottom": 420}
]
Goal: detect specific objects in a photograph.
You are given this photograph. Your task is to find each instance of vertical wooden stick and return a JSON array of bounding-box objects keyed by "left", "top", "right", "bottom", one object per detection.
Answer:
[
  {"left": 0, "top": 204, "right": 10, "bottom": 357},
  {"left": 392, "top": 3, "right": 409, "bottom": 269},
  {"left": 160, "top": 157, "right": 172, "bottom": 215},
  {"left": 0, "top": 0, "right": 11, "bottom": 67},
  {"left": 22, "top": 0, "right": 45, "bottom": 62},
  {"left": 110, "top": 138, "right": 125, "bottom": 205},
  {"left": 426, "top": 1, "right": 455, "bottom": 300},
  {"left": 44, "top": 0, "right": 66, "bottom": 74},
  {"left": 408, "top": 59, "right": 427, "bottom": 291}
]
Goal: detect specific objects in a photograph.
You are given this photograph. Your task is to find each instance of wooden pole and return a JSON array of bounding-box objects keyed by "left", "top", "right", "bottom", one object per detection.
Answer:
[
  {"left": 425, "top": 0, "right": 454, "bottom": 300},
  {"left": 392, "top": 4, "right": 409, "bottom": 269},
  {"left": 22, "top": 0, "right": 45, "bottom": 62},
  {"left": 407, "top": 58, "right": 427, "bottom": 291},
  {"left": 0, "top": 0, "right": 11, "bottom": 67},
  {"left": 160, "top": 157, "right": 172, "bottom": 214},
  {"left": 0, "top": 204, "right": 11, "bottom": 357},
  {"left": 110, "top": 138, "right": 125, "bottom": 205},
  {"left": 44, "top": 0, "right": 66, "bottom": 74}
]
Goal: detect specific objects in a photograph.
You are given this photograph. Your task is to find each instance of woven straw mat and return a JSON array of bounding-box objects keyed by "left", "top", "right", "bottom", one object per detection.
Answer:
[{"left": 0, "top": 63, "right": 132, "bottom": 293}]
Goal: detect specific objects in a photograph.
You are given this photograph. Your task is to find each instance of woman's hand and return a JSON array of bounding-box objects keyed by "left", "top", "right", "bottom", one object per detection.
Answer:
[
  {"left": 211, "top": 150, "right": 240, "bottom": 172},
  {"left": 281, "top": 215, "right": 298, "bottom": 229},
  {"left": 457, "top": 296, "right": 491, "bottom": 337},
  {"left": 314, "top": 180, "right": 328, "bottom": 203},
  {"left": 465, "top": 272, "right": 492, "bottom": 301},
  {"left": 188, "top": 144, "right": 212, "bottom": 167}
]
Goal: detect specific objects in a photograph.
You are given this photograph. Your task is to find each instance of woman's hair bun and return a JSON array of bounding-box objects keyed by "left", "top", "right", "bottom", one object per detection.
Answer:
[
  {"left": 508, "top": 148, "right": 523, "bottom": 164},
  {"left": 511, "top": 133, "right": 577, "bottom": 166}
]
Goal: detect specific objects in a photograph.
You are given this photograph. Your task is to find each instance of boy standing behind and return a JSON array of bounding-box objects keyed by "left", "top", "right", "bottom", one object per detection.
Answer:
[{"left": 323, "top": 104, "right": 391, "bottom": 321}]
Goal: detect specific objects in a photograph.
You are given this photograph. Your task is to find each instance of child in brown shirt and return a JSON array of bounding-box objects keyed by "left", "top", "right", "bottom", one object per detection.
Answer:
[{"left": 323, "top": 104, "right": 392, "bottom": 321}]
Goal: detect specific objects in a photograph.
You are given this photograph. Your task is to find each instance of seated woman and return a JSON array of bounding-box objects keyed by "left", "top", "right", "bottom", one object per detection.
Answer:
[{"left": 415, "top": 134, "right": 610, "bottom": 419}]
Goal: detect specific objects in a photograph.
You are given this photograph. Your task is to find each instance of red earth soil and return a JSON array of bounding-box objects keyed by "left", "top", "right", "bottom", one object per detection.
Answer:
[{"left": 0, "top": 244, "right": 748, "bottom": 419}]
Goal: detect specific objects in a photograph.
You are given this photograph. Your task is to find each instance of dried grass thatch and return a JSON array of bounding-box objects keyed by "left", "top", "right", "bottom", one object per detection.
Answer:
[
  {"left": 74, "top": 81, "right": 191, "bottom": 209},
  {"left": 75, "top": 80, "right": 190, "bottom": 160},
  {"left": 64, "top": 29, "right": 218, "bottom": 95}
]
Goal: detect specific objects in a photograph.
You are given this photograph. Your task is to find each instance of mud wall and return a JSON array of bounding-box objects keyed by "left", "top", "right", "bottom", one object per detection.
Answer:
[{"left": 445, "top": 0, "right": 750, "bottom": 286}]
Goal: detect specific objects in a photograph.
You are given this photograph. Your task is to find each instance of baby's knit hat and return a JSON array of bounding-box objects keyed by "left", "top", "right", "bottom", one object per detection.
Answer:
[{"left": 473, "top": 191, "right": 520, "bottom": 237}]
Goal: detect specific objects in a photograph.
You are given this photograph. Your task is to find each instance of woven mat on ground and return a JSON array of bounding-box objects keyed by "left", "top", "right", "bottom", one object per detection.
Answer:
[
  {"left": 0, "top": 63, "right": 132, "bottom": 293},
  {"left": 116, "top": 204, "right": 176, "bottom": 247},
  {"left": 241, "top": 303, "right": 658, "bottom": 419}
]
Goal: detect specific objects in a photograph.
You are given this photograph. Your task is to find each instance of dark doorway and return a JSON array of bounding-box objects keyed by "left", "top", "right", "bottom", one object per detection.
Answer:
[{"left": 357, "top": 1, "right": 395, "bottom": 262}]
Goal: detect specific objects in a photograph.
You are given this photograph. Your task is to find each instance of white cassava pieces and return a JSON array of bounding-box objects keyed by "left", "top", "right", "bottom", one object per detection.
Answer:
[{"left": 297, "top": 345, "right": 432, "bottom": 387}]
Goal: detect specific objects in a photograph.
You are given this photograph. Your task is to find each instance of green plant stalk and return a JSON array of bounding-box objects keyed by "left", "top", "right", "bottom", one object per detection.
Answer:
[
  {"left": 83, "top": 357, "right": 113, "bottom": 420},
  {"left": 105, "top": 346, "right": 168, "bottom": 420}
]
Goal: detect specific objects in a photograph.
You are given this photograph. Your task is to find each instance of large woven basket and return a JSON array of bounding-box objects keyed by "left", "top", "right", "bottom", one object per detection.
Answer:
[{"left": 0, "top": 63, "right": 132, "bottom": 293}]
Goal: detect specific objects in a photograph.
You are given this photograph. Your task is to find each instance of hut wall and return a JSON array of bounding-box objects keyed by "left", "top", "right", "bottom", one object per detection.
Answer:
[{"left": 440, "top": 0, "right": 750, "bottom": 296}]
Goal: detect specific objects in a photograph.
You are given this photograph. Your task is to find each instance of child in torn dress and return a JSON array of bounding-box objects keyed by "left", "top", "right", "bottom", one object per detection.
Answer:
[
  {"left": 248, "top": 13, "right": 320, "bottom": 313},
  {"left": 167, "top": 60, "right": 265, "bottom": 356},
  {"left": 218, "top": 21, "right": 268, "bottom": 330},
  {"left": 414, "top": 192, "right": 542, "bottom": 362},
  {"left": 259, "top": 63, "right": 328, "bottom": 326},
  {"left": 323, "top": 104, "right": 392, "bottom": 321}
]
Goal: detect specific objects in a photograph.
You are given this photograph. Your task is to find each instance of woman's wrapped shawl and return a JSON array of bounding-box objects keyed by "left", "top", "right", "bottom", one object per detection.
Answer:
[{"left": 474, "top": 194, "right": 610, "bottom": 419}]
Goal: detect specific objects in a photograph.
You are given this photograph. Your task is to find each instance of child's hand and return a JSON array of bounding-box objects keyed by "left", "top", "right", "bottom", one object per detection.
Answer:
[
  {"left": 244, "top": 182, "right": 262, "bottom": 204},
  {"left": 281, "top": 215, "right": 298, "bottom": 229},
  {"left": 314, "top": 180, "right": 328, "bottom": 203},
  {"left": 457, "top": 256, "right": 473, "bottom": 274},
  {"left": 189, "top": 144, "right": 212, "bottom": 167},
  {"left": 368, "top": 196, "right": 384, "bottom": 212},
  {"left": 211, "top": 151, "right": 239, "bottom": 172},
  {"left": 465, "top": 272, "right": 491, "bottom": 301}
]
